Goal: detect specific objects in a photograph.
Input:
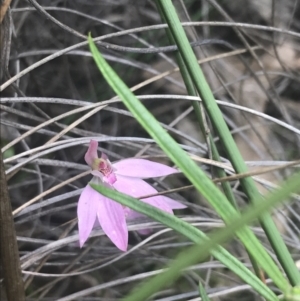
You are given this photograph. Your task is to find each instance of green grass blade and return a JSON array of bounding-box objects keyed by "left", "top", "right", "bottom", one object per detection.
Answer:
[
  {"left": 157, "top": 0, "right": 300, "bottom": 285},
  {"left": 90, "top": 182, "right": 278, "bottom": 301},
  {"left": 199, "top": 282, "right": 211, "bottom": 301},
  {"left": 88, "top": 34, "right": 289, "bottom": 291},
  {"left": 284, "top": 286, "right": 300, "bottom": 301}
]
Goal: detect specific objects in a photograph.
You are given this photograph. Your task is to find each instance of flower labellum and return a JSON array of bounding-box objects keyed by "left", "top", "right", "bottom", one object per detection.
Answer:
[{"left": 77, "top": 140, "right": 186, "bottom": 251}]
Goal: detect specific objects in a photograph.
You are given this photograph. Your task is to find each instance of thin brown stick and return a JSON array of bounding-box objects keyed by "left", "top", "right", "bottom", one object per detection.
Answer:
[
  {"left": 0, "top": 150, "right": 25, "bottom": 301},
  {"left": 0, "top": 0, "right": 12, "bottom": 23}
]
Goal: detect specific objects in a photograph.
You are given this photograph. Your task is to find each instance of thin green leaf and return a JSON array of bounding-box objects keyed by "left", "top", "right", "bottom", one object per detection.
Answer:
[{"left": 199, "top": 282, "right": 211, "bottom": 301}]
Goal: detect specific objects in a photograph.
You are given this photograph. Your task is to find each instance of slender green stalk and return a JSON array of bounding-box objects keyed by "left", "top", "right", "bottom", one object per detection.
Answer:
[
  {"left": 199, "top": 282, "right": 211, "bottom": 301},
  {"left": 157, "top": 0, "right": 300, "bottom": 285}
]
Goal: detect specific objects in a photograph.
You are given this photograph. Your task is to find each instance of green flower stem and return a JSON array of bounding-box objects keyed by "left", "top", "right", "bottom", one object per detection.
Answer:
[{"left": 157, "top": 0, "right": 300, "bottom": 286}]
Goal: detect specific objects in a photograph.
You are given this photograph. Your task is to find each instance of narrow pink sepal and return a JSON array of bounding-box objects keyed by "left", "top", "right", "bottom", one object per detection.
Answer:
[
  {"left": 114, "top": 159, "right": 178, "bottom": 178},
  {"left": 96, "top": 194, "right": 128, "bottom": 252},
  {"left": 77, "top": 185, "right": 98, "bottom": 248},
  {"left": 91, "top": 170, "right": 103, "bottom": 179},
  {"left": 105, "top": 173, "right": 117, "bottom": 185},
  {"left": 126, "top": 196, "right": 185, "bottom": 220},
  {"left": 160, "top": 196, "right": 187, "bottom": 209},
  {"left": 114, "top": 175, "right": 173, "bottom": 219},
  {"left": 113, "top": 175, "right": 172, "bottom": 212},
  {"left": 101, "top": 153, "right": 109, "bottom": 160},
  {"left": 84, "top": 140, "right": 99, "bottom": 166},
  {"left": 138, "top": 229, "right": 153, "bottom": 235},
  {"left": 113, "top": 175, "right": 154, "bottom": 197},
  {"left": 125, "top": 196, "right": 174, "bottom": 220}
]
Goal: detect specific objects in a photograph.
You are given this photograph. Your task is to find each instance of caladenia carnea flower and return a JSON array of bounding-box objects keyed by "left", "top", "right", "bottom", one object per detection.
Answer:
[{"left": 77, "top": 140, "right": 186, "bottom": 251}]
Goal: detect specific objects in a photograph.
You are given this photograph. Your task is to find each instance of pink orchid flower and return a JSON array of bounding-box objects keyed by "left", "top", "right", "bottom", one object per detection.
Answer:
[{"left": 77, "top": 140, "right": 186, "bottom": 251}]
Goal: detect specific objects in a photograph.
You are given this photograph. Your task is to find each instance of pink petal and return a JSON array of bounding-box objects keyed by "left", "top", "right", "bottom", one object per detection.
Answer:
[
  {"left": 84, "top": 140, "right": 99, "bottom": 166},
  {"left": 91, "top": 170, "right": 104, "bottom": 180},
  {"left": 105, "top": 173, "right": 117, "bottom": 185},
  {"left": 114, "top": 176, "right": 173, "bottom": 217},
  {"left": 124, "top": 206, "right": 153, "bottom": 235},
  {"left": 77, "top": 185, "right": 98, "bottom": 247},
  {"left": 160, "top": 196, "right": 187, "bottom": 209},
  {"left": 124, "top": 204, "right": 144, "bottom": 220},
  {"left": 138, "top": 229, "right": 153, "bottom": 235},
  {"left": 125, "top": 196, "right": 174, "bottom": 220},
  {"left": 125, "top": 196, "right": 187, "bottom": 219},
  {"left": 101, "top": 153, "right": 109, "bottom": 160},
  {"left": 113, "top": 159, "right": 178, "bottom": 178},
  {"left": 92, "top": 170, "right": 117, "bottom": 185},
  {"left": 96, "top": 192, "right": 128, "bottom": 252},
  {"left": 126, "top": 193, "right": 187, "bottom": 220}
]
